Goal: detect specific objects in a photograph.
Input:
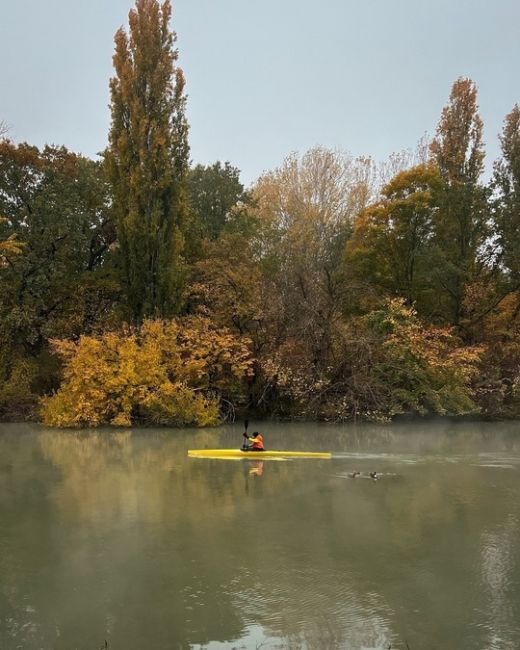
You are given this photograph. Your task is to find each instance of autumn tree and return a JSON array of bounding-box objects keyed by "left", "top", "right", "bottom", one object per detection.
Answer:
[
  {"left": 189, "top": 234, "right": 273, "bottom": 343},
  {"left": 41, "top": 318, "right": 253, "bottom": 427},
  {"left": 0, "top": 142, "right": 116, "bottom": 417},
  {"left": 363, "top": 299, "right": 482, "bottom": 417},
  {"left": 188, "top": 162, "right": 247, "bottom": 242},
  {"left": 494, "top": 105, "right": 520, "bottom": 286},
  {"left": 466, "top": 105, "right": 520, "bottom": 417},
  {"left": 250, "top": 148, "right": 374, "bottom": 365},
  {"left": 377, "top": 135, "right": 431, "bottom": 188},
  {"left": 345, "top": 163, "right": 441, "bottom": 315},
  {"left": 106, "top": 0, "right": 189, "bottom": 320},
  {"left": 211, "top": 147, "right": 373, "bottom": 414},
  {"left": 258, "top": 299, "right": 482, "bottom": 421},
  {"left": 430, "top": 78, "right": 489, "bottom": 326}
]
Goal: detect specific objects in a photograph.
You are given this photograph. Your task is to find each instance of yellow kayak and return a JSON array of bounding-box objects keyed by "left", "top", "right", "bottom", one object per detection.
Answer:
[{"left": 188, "top": 449, "right": 331, "bottom": 459}]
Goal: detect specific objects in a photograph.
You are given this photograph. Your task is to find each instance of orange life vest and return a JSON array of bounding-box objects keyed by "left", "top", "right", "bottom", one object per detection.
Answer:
[{"left": 250, "top": 433, "right": 264, "bottom": 450}]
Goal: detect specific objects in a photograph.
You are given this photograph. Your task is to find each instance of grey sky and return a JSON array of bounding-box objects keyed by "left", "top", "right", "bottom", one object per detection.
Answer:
[{"left": 1, "top": 0, "right": 519, "bottom": 185}]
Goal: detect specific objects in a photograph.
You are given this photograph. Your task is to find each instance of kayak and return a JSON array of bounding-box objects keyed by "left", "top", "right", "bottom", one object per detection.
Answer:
[{"left": 188, "top": 449, "right": 331, "bottom": 459}]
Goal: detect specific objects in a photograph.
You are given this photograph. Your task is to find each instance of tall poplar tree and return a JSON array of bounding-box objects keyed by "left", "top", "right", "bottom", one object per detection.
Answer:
[
  {"left": 430, "top": 78, "right": 489, "bottom": 326},
  {"left": 494, "top": 105, "right": 520, "bottom": 285},
  {"left": 106, "top": 0, "right": 189, "bottom": 320}
]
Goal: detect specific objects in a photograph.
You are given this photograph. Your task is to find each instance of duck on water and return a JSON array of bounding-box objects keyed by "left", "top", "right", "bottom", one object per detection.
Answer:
[{"left": 348, "top": 471, "right": 380, "bottom": 480}]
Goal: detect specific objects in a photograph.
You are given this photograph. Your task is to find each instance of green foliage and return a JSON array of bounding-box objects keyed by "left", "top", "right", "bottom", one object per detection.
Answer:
[
  {"left": 41, "top": 318, "right": 253, "bottom": 428},
  {"left": 345, "top": 163, "right": 441, "bottom": 316},
  {"left": 0, "top": 357, "right": 38, "bottom": 420},
  {"left": 429, "top": 78, "right": 490, "bottom": 326},
  {"left": 493, "top": 105, "right": 520, "bottom": 285},
  {"left": 106, "top": 0, "right": 189, "bottom": 320},
  {"left": 256, "top": 299, "right": 481, "bottom": 421},
  {"left": 188, "top": 162, "right": 247, "bottom": 242},
  {"left": 366, "top": 299, "right": 482, "bottom": 417},
  {"left": 0, "top": 141, "right": 118, "bottom": 417},
  {"left": 0, "top": 142, "right": 117, "bottom": 344}
]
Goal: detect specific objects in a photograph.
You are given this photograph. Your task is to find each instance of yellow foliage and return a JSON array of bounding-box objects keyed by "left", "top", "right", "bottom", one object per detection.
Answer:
[
  {"left": 41, "top": 317, "right": 253, "bottom": 428},
  {"left": 0, "top": 217, "right": 25, "bottom": 264}
]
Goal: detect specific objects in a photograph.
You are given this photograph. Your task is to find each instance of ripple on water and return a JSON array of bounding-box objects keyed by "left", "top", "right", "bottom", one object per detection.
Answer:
[{"left": 232, "top": 563, "right": 398, "bottom": 649}]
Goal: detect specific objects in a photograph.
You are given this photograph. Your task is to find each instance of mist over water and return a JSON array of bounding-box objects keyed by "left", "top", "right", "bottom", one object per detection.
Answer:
[{"left": 1, "top": 421, "right": 520, "bottom": 649}]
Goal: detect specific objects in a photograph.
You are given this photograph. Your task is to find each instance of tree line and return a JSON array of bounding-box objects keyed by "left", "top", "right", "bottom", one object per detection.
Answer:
[{"left": 1, "top": 0, "right": 519, "bottom": 426}]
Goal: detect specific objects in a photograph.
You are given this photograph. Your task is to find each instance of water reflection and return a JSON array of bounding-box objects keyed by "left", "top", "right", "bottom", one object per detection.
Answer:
[
  {"left": 249, "top": 461, "right": 264, "bottom": 477},
  {"left": 0, "top": 422, "right": 519, "bottom": 649},
  {"left": 480, "top": 516, "right": 519, "bottom": 650}
]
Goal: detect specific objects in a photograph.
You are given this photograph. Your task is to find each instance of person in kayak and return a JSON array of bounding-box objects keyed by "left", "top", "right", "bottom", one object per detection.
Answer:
[{"left": 242, "top": 431, "right": 264, "bottom": 451}]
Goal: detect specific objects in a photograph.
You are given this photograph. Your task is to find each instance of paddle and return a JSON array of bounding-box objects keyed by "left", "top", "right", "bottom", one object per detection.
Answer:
[{"left": 242, "top": 419, "right": 249, "bottom": 450}]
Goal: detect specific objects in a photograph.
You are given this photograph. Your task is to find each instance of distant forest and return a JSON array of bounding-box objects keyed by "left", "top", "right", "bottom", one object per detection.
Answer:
[{"left": 1, "top": 0, "right": 520, "bottom": 427}]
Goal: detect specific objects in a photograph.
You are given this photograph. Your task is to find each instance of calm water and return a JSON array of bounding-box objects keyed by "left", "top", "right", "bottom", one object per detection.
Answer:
[{"left": 1, "top": 421, "right": 520, "bottom": 650}]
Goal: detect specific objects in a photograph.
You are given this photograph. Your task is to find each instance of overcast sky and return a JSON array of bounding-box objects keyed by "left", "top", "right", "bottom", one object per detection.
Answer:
[{"left": 1, "top": 0, "right": 519, "bottom": 185}]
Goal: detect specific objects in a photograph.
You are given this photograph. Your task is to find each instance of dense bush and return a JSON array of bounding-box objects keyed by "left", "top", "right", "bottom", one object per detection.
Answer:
[{"left": 41, "top": 318, "right": 253, "bottom": 427}]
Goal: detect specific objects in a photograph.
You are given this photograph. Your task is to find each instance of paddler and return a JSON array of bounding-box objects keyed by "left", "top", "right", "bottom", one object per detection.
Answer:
[{"left": 242, "top": 430, "right": 265, "bottom": 451}]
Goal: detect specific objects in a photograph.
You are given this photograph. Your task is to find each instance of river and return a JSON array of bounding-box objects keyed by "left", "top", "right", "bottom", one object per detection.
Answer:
[{"left": 1, "top": 421, "right": 520, "bottom": 649}]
